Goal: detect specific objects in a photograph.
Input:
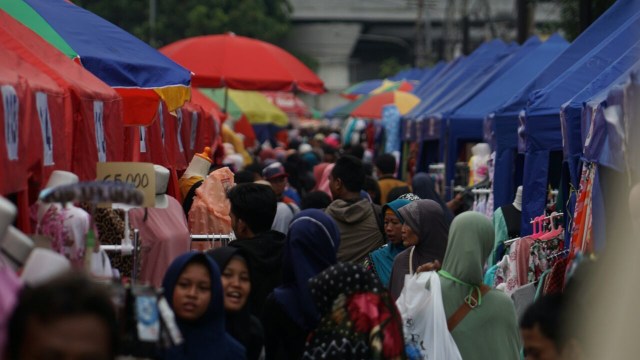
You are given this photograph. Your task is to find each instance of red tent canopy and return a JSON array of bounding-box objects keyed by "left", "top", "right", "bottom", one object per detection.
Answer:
[
  {"left": 0, "top": 50, "right": 60, "bottom": 195},
  {"left": 180, "top": 102, "right": 221, "bottom": 162},
  {"left": 0, "top": 13, "right": 124, "bottom": 181}
]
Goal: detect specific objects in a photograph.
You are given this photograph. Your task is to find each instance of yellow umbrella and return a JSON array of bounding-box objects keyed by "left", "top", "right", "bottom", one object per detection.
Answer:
[{"left": 200, "top": 88, "right": 289, "bottom": 127}]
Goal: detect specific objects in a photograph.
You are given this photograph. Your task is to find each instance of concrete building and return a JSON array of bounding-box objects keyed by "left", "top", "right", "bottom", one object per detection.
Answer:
[{"left": 285, "top": 0, "right": 562, "bottom": 111}]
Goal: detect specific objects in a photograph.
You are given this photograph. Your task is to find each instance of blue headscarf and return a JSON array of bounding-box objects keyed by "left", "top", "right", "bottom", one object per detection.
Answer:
[
  {"left": 273, "top": 209, "right": 341, "bottom": 330},
  {"left": 369, "top": 198, "right": 411, "bottom": 287},
  {"left": 162, "top": 252, "right": 246, "bottom": 360}
]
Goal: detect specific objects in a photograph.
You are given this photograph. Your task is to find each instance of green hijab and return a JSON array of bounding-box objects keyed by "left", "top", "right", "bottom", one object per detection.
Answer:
[{"left": 439, "top": 212, "right": 521, "bottom": 360}]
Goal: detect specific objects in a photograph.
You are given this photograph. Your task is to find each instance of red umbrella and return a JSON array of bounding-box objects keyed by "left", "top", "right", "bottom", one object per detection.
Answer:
[{"left": 160, "top": 33, "right": 325, "bottom": 94}]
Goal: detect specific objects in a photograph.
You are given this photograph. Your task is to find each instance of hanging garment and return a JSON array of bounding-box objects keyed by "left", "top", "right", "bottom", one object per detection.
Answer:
[
  {"left": 83, "top": 207, "right": 134, "bottom": 278},
  {"left": 188, "top": 167, "right": 235, "bottom": 250},
  {"left": 36, "top": 204, "right": 90, "bottom": 268},
  {"left": 511, "top": 282, "right": 536, "bottom": 321},
  {"left": 543, "top": 258, "right": 568, "bottom": 295},
  {"left": 570, "top": 164, "right": 596, "bottom": 256},
  {"left": 129, "top": 197, "right": 190, "bottom": 288}
]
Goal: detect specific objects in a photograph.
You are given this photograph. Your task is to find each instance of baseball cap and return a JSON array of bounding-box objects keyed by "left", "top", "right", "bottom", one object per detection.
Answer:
[{"left": 262, "top": 162, "right": 288, "bottom": 180}]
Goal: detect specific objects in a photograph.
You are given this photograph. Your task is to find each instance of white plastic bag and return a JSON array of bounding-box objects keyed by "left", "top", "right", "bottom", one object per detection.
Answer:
[{"left": 396, "top": 271, "right": 462, "bottom": 360}]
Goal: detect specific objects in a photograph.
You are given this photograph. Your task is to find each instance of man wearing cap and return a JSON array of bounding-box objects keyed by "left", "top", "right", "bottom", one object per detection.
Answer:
[
  {"left": 261, "top": 162, "right": 300, "bottom": 234},
  {"left": 262, "top": 162, "right": 297, "bottom": 205}
]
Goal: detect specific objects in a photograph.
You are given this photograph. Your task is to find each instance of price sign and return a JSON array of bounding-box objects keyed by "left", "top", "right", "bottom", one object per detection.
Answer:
[{"left": 97, "top": 162, "right": 155, "bottom": 207}]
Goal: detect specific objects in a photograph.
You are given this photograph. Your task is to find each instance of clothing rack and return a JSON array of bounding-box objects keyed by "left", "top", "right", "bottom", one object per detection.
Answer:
[
  {"left": 503, "top": 236, "right": 522, "bottom": 246},
  {"left": 189, "top": 233, "right": 235, "bottom": 250},
  {"left": 101, "top": 229, "right": 140, "bottom": 282},
  {"left": 547, "top": 249, "right": 570, "bottom": 261},
  {"left": 529, "top": 212, "right": 563, "bottom": 224},
  {"left": 471, "top": 188, "right": 492, "bottom": 195}
]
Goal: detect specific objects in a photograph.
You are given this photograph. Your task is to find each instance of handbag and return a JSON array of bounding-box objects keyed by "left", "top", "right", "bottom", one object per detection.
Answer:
[{"left": 396, "top": 269, "right": 462, "bottom": 360}]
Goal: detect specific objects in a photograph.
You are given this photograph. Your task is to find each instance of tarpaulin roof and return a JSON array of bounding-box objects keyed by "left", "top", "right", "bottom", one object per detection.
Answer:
[
  {"left": 0, "top": 12, "right": 124, "bottom": 182},
  {"left": 490, "top": 0, "right": 640, "bottom": 215},
  {"left": 439, "top": 36, "right": 569, "bottom": 197},
  {"left": 0, "top": 45, "right": 61, "bottom": 195},
  {"left": 411, "top": 58, "right": 463, "bottom": 97},
  {"left": 1, "top": 0, "right": 192, "bottom": 125},
  {"left": 562, "top": 45, "right": 640, "bottom": 183},
  {"left": 521, "top": 14, "right": 640, "bottom": 234},
  {"left": 407, "top": 39, "right": 512, "bottom": 121},
  {"left": 390, "top": 67, "right": 426, "bottom": 82}
]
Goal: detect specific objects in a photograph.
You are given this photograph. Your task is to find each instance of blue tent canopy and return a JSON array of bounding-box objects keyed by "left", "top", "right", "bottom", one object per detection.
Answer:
[
  {"left": 409, "top": 61, "right": 445, "bottom": 94},
  {"left": 411, "top": 57, "right": 465, "bottom": 98},
  {"left": 408, "top": 40, "right": 511, "bottom": 122},
  {"left": 521, "top": 16, "right": 640, "bottom": 234},
  {"left": 442, "top": 35, "right": 569, "bottom": 199},
  {"left": 490, "top": 0, "right": 640, "bottom": 225},
  {"left": 421, "top": 39, "right": 543, "bottom": 192},
  {"left": 562, "top": 45, "right": 640, "bottom": 186}
]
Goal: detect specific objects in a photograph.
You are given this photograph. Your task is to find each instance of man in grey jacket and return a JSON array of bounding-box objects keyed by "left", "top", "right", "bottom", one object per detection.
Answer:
[{"left": 325, "top": 155, "right": 384, "bottom": 263}]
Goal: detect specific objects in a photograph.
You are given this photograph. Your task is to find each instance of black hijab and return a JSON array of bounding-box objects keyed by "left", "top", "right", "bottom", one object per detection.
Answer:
[
  {"left": 412, "top": 172, "right": 454, "bottom": 224},
  {"left": 207, "top": 248, "right": 264, "bottom": 360}
]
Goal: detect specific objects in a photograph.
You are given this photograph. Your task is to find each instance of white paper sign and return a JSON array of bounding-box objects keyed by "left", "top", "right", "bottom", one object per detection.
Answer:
[
  {"left": 158, "top": 102, "right": 165, "bottom": 145},
  {"left": 94, "top": 100, "right": 107, "bottom": 162},
  {"left": 176, "top": 109, "right": 184, "bottom": 153},
  {"left": 36, "top": 92, "right": 54, "bottom": 166},
  {"left": 139, "top": 126, "right": 147, "bottom": 153},
  {"left": 190, "top": 112, "right": 198, "bottom": 151},
  {"left": 2, "top": 85, "right": 19, "bottom": 160}
]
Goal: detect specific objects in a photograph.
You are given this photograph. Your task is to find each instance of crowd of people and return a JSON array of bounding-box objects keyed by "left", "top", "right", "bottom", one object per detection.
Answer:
[{"left": 2, "top": 131, "right": 619, "bottom": 360}]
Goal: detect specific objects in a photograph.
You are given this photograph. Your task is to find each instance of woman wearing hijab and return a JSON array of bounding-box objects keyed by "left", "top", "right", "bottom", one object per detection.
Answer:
[
  {"left": 207, "top": 248, "right": 264, "bottom": 360},
  {"left": 302, "top": 263, "right": 407, "bottom": 360},
  {"left": 388, "top": 199, "right": 449, "bottom": 300},
  {"left": 412, "top": 172, "right": 455, "bottom": 224},
  {"left": 362, "top": 194, "right": 420, "bottom": 288},
  {"left": 162, "top": 252, "right": 246, "bottom": 360},
  {"left": 438, "top": 212, "right": 521, "bottom": 359},
  {"left": 262, "top": 209, "right": 341, "bottom": 360}
]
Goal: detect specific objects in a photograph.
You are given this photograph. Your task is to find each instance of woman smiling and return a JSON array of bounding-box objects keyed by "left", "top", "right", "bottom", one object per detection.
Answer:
[
  {"left": 162, "top": 252, "right": 245, "bottom": 360},
  {"left": 208, "top": 248, "right": 264, "bottom": 360}
]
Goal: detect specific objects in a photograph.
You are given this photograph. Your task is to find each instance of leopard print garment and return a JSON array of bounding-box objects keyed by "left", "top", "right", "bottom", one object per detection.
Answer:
[{"left": 80, "top": 205, "right": 135, "bottom": 278}]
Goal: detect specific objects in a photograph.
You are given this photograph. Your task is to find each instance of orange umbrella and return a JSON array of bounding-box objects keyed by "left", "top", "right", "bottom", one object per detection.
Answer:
[{"left": 350, "top": 91, "right": 420, "bottom": 119}]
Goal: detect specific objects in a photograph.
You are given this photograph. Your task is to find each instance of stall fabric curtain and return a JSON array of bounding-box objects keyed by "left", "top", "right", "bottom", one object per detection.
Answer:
[{"left": 521, "top": 149, "right": 551, "bottom": 235}]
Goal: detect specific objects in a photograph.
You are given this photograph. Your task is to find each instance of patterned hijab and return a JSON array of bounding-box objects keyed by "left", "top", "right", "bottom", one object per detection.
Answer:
[{"left": 302, "top": 263, "right": 406, "bottom": 360}]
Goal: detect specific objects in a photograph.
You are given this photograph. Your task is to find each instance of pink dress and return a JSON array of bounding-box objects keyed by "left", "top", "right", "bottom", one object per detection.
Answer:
[{"left": 129, "top": 196, "right": 190, "bottom": 287}]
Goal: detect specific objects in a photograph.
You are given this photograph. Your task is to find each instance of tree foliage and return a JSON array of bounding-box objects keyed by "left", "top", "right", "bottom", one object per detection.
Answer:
[
  {"left": 378, "top": 58, "right": 410, "bottom": 79},
  {"left": 557, "top": 0, "right": 617, "bottom": 41},
  {"left": 73, "top": 0, "right": 292, "bottom": 47}
]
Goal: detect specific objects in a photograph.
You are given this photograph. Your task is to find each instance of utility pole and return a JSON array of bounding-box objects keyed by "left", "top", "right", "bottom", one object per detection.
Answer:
[
  {"left": 461, "top": 0, "right": 470, "bottom": 55},
  {"left": 580, "top": 0, "right": 592, "bottom": 32},
  {"left": 516, "top": 0, "right": 534, "bottom": 44},
  {"left": 443, "top": 0, "right": 457, "bottom": 60},
  {"left": 424, "top": 0, "right": 433, "bottom": 66},
  {"left": 149, "top": 0, "right": 157, "bottom": 47},
  {"left": 415, "top": 0, "right": 427, "bottom": 67}
]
